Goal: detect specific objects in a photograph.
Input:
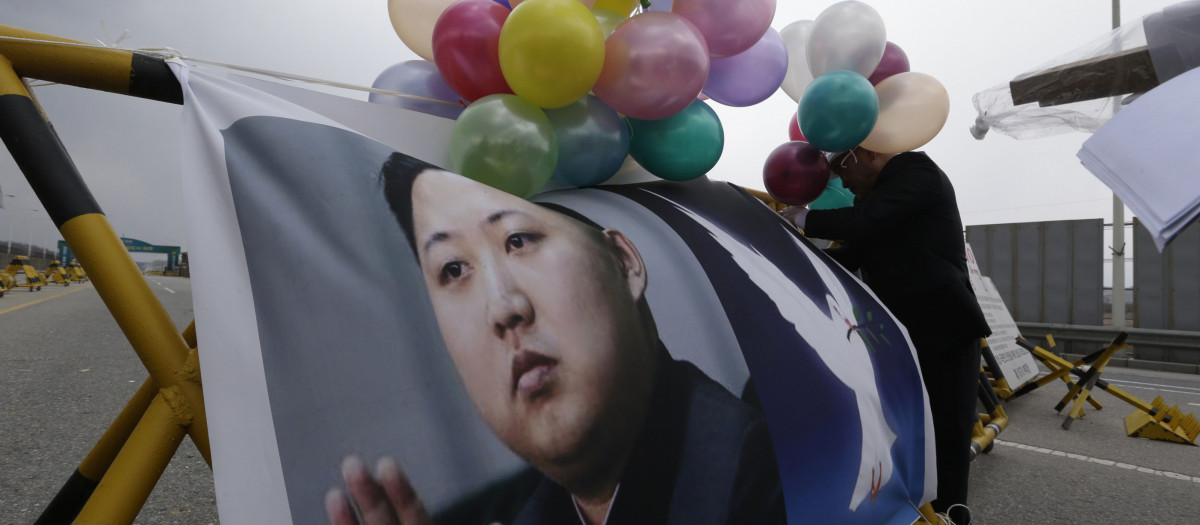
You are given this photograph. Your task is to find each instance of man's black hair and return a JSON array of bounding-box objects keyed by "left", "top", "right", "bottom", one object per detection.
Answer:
[
  {"left": 379, "top": 151, "right": 605, "bottom": 259},
  {"left": 380, "top": 152, "right": 438, "bottom": 256}
]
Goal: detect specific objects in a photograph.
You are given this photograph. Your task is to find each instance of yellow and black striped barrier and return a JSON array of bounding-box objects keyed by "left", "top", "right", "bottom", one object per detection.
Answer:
[
  {"left": 2, "top": 254, "right": 46, "bottom": 291},
  {"left": 1, "top": 24, "right": 209, "bottom": 524}
]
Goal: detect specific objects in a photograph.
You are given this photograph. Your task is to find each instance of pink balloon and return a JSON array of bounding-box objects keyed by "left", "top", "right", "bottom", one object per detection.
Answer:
[
  {"left": 702, "top": 27, "right": 788, "bottom": 107},
  {"left": 672, "top": 0, "right": 777, "bottom": 58},
  {"left": 763, "top": 141, "right": 829, "bottom": 206},
  {"left": 787, "top": 113, "right": 805, "bottom": 142},
  {"left": 433, "top": 0, "right": 513, "bottom": 102},
  {"left": 867, "top": 41, "right": 910, "bottom": 86},
  {"left": 593, "top": 12, "right": 709, "bottom": 120}
]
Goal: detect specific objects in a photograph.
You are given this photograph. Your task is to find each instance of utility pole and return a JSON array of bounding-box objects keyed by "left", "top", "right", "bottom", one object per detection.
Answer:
[{"left": 1110, "top": 0, "right": 1127, "bottom": 329}]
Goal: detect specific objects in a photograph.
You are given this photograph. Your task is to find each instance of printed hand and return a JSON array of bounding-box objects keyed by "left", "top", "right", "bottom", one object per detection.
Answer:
[{"left": 326, "top": 456, "right": 433, "bottom": 525}]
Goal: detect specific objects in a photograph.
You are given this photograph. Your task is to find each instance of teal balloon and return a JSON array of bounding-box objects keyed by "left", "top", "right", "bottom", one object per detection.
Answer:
[
  {"left": 545, "top": 95, "right": 630, "bottom": 187},
  {"left": 798, "top": 70, "right": 878, "bottom": 153},
  {"left": 626, "top": 100, "right": 724, "bottom": 181},
  {"left": 449, "top": 94, "right": 558, "bottom": 197},
  {"left": 809, "top": 176, "right": 856, "bottom": 210}
]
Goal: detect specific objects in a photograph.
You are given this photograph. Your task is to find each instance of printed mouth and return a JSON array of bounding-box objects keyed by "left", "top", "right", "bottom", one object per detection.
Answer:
[{"left": 511, "top": 351, "right": 558, "bottom": 398}]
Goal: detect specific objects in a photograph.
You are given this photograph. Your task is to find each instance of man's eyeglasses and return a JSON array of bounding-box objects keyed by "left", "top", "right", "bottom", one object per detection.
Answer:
[{"left": 831, "top": 150, "right": 859, "bottom": 174}]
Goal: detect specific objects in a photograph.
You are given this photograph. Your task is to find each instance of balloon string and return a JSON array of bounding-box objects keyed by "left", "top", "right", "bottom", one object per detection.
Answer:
[{"left": 0, "top": 35, "right": 467, "bottom": 108}]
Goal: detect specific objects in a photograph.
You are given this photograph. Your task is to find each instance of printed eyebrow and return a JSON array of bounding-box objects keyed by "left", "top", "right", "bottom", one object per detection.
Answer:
[
  {"left": 486, "top": 209, "right": 533, "bottom": 224},
  {"left": 422, "top": 210, "right": 535, "bottom": 254},
  {"left": 422, "top": 231, "right": 451, "bottom": 255}
]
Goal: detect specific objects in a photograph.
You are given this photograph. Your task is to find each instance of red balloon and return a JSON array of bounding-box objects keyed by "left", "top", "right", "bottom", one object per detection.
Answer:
[
  {"left": 867, "top": 41, "right": 911, "bottom": 86},
  {"left": 433, "top": 0, "right": 513, "bottom": 102},
  {"left": 763, "top": 141, "right": 829, "bottom": 206},
  {"left": 787, "top": 112, "right": 806, "bottom": 142}
]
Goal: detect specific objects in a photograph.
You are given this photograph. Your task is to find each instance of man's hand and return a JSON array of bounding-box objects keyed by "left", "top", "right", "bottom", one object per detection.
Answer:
[
  {"left": 779, "top": 206, "right": 809, "bottom": 229},
  {"left": 326, "top": 456, "right": 433, "bottom": 525}
]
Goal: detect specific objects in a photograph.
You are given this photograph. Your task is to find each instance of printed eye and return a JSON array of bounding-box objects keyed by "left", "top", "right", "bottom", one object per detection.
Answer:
[
  {"left": 505, "top": 232, "right": 542, "bottom": 253},
  {"left": 440, "top": 261, "right": 464, "bottom": 282}
]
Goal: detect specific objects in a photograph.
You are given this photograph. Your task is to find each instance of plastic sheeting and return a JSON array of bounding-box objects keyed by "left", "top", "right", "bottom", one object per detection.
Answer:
[{"left": 971, "top": 0, "right": 1200, "bottom": 140}]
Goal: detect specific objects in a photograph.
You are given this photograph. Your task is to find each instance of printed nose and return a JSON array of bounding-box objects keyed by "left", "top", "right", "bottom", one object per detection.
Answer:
[{"left": 487, "top": 271, "right": 533, "bottom": 339}]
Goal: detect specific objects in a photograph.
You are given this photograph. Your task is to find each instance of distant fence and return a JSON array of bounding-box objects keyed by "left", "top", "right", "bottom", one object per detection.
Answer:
[
  {"left": 967, "top": 219, "right": 1104, "bottom": 354},
  {"left": 1134, "top": 217, "right": 1200, "bottom": 362}
]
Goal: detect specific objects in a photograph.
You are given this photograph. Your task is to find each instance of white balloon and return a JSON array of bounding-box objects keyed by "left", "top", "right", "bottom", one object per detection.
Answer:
[
  {"left": 806, "top": 1, "right": 887, "bottom": 78},
  {"left": 387, "top": 0, "right": 458, "bottom": 62},
  {"left": 779, "top": 20, "right": 815, "bottom": 102},
  {"left": 860, "top": 72, "right": 950, "bottom": 154}
]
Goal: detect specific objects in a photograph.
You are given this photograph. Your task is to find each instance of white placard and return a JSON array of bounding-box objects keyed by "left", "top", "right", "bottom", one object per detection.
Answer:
[{"left": 965, "top": 244, "right": 1039, "bottom": 388}]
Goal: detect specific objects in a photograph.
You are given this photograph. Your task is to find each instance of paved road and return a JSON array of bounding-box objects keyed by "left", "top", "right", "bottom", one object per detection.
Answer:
[
  {"left": 1, "top": 277, "right": 216, "bottom": 524},
  {"left": 2, "top": 278, "right": 1198, "bottom": 523}
]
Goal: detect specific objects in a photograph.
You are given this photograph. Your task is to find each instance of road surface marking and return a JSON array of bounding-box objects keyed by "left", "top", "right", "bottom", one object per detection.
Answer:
[
  {"left": 1189, "top": 403, "right": 1200, "bottom": 407},
  {"left": 1107, "top": 378, "right": 1200, "bottom": 393},
  {"left": 1107, "top": 384, "right": 1200, "bottom": 397},
  {"left": 995, "top": 439, "right": 1200, "bottom": 484},
  {"left": 163, "top": 287, "right": 175, "bottom": 294},
  {"left": 0, "top": 284, "right": 92, "bottom": 317}
]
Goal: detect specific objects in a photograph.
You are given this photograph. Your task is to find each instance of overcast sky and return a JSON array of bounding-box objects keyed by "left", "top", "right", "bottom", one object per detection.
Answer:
[{"left": 0, "top": 0, "right": 1180, "bottom": 261}]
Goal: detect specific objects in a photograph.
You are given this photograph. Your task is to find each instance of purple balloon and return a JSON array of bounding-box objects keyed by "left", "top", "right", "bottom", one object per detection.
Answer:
[
  {"left": 867, "top": 42, "right": 911, "bottom": 86},
  {"left": 672, "top": 0, "right": 776, "bottom": 58},
  {"left": 703, "top": 27, "right": 787, "bottom": 107},
  {"left": 646, "top": 0, "right": 673, "bottom": 11},
  {"left": 492, "top": 0, "right": 512, "bottom": 7},
  {"left": 369, "top": 60, "right": 465, "bottom": 119}
]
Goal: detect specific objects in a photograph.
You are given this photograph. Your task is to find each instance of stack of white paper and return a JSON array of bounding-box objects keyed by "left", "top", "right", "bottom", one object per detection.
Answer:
[{"left": 1078, "top": 66, "right": 1200, "bottom": 251}]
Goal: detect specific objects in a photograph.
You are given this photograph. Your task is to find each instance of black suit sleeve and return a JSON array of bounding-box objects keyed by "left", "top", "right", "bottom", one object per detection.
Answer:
[
  {"left": 805, "top": 165, "right": 942, "bottom": 242},
  {"left": 823, "top": 244, "right": 865, "bottom": 272}
]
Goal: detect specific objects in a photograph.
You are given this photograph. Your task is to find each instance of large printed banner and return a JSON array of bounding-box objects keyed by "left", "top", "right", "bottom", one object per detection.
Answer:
[{"left": 172, "top": 63, "right": 935, "bottom": 525}]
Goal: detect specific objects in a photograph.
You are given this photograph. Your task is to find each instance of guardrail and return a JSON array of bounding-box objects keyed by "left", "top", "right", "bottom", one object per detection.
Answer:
[{"left": 1017, "top": 322, "right": 1200, "bottom": 368}]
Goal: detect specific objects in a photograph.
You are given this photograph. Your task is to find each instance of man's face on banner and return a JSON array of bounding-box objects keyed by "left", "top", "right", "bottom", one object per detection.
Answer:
[{"left": 410, "top": 170, "right": 656, "bottom": 484}]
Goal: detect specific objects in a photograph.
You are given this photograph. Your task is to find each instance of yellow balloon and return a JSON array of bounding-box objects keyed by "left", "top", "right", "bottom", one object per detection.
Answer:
[
  {"left": 860, "top": 72, "right": 950, "bottom": 154},
  {"left": 387, "top": 0, "right": 458, "bottom": 62},
  {"left": 500, "top": 0, "right": 606, "bottom": 109},
  {"left": 593, "top": 0, "right": 637, "bottom": 16}
]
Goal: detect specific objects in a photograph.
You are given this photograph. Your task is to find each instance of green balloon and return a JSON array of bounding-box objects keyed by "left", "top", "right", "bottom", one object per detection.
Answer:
[
  {"left": 809, "top": 177, "right": 856, "bottom": 210},
  {"left": 449, "top": 94, "right": 558, "bottom": 197},
  {"left": 798, "top": 70, "right": 879, "bottom": 153},
  {"left": 626, "top": 100, "right": 724, "bottom": 181}
]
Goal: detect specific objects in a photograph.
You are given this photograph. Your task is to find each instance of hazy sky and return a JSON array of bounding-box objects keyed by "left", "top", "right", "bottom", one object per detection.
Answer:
[{"left": 0, "top": 0, "right": 1180, "bottom": 261}]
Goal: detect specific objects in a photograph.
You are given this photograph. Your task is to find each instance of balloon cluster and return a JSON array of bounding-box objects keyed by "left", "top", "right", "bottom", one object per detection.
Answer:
[
  {"left": 764, "top": 1, "right": 949, "bottom": 207},
  {"left": 380, "top": 0, "right": 785, "bottom": 197}
]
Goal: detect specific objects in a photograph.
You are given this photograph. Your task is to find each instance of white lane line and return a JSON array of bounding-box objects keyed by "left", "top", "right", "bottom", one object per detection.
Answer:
[
  {"left": 1108, "top": 384, "right": 1200, "bottom": 397},
  {"left": 1190, "top": 403, "right": 1200, "bottom": 407},
  {"left": 1106, "top": 378, "right": 1200, "bottom": 393},
  {"left": 994, "top": 439, "right": 1200, "bottom": 484},
  {"left": 163, "top": 287, "right": 176, "bottom": 294}
]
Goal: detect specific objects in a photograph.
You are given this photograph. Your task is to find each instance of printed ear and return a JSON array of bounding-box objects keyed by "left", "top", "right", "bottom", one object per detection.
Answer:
[{"left": 604, "top": 229, "right": 647, "bottom": 301}]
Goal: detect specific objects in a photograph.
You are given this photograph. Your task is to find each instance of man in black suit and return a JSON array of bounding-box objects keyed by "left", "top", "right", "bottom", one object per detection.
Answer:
[{"left": 782, "top": 147, "right": 990, "bottom": 525}]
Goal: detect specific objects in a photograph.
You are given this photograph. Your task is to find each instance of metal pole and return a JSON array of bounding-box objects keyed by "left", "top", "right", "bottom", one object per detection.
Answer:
[{"left": 1111, "top": 0, "right": 1127, "bottom": 329}]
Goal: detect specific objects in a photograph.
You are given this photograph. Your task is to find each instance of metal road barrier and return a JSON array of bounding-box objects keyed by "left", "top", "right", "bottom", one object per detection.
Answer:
[{"left": 1017, "top": 322, "right": 1200, "bottom": 366}]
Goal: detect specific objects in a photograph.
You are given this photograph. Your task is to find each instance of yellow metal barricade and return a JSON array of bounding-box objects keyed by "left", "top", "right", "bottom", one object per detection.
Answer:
[{"left": 1, "top": 24, "right": 206, "bottom": 524}]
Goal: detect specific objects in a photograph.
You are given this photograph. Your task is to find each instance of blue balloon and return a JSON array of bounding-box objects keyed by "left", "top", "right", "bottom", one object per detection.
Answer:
[
  {"left": 369, "top": 60, "right": 465, "bottom": 120},
  {"left": 492, "top": 0, "right": 512, "bottom": 7},
  {"left": 797, "top": 70, "right": 878, "bottom": 153},
  {"left": 545, "top": 96, "right": 631, "bottom": 187},
  {"left": 809, "top": 176, "right": 856, "bottom": 210}
]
